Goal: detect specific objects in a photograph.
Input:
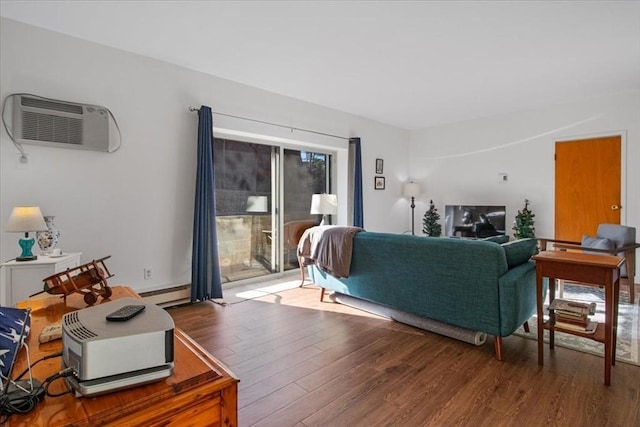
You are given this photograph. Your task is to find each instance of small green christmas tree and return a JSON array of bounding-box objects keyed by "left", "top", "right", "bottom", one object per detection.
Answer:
[
  {"left": 513, "top": 199, "right": 536, "bottom": 239},
  {"left": 423, "top": 200, "right": 442, "bottom": 237}
]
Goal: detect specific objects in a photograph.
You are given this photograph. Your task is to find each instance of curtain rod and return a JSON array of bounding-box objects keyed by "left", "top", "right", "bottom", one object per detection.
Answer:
[{"left": 188, "top": 106, "right": 350, "bottom": 141}]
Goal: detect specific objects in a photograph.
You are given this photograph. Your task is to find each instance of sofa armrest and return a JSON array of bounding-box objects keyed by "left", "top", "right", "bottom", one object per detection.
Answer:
[{"left": 497, "top": 260, "right": 539, "bottom": 336}]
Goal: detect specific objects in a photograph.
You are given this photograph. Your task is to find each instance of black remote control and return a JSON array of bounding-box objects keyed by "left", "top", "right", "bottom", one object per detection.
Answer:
[{"left": 106, "top": 304, "right": 146, "bottom": 321}]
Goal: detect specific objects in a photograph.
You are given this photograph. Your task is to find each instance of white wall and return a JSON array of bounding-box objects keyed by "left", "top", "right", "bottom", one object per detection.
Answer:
[
  {"left": 5, "top": 18, "right": 636, "bottom": 292},
  {"left": 0, "top": 18, "right": 410, "bottom": 292},
  {"left": 409, "top": 91, "right": 640, "bottom": 278}
]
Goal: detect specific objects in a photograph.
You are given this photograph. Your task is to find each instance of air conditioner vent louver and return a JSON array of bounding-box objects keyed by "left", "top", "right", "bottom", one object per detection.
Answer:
[
  {"left": 22, "top": 111, "right": 84, "bottom": 144},
  {"left": 21, "top": 96, "right": 83, "bottom": 114},
  {"left": 11, "top": 94, "right": 113, "bottom": 152},
  {"left": 64, "top": 311, "right": 98, "bottom": 340}
]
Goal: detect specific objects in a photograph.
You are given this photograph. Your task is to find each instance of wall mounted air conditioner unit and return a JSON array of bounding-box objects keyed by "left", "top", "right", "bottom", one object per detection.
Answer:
[{"left": 12, "top": 95, "right": 114, "bottom": 152}]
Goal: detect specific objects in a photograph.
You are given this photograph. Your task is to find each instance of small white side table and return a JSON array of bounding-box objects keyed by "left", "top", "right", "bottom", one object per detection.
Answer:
[{"left": 1, "top": 253, "right": 82, "bottom": 306}]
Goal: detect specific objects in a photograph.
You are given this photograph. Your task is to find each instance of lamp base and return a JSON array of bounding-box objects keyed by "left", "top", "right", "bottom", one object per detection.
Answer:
[
  {"left": 410, "top": 198, "right": 416, "bottom": 235},
  {"left": 319, "top": 215, "right": 332, "bottom": 227},
  {"left": 17, "top": 236, "right": 37, "bottom": 261}
]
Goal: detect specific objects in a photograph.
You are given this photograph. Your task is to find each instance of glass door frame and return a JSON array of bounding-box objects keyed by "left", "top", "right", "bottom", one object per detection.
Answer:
[
  {"left": 213, "top": 132, "right": 336, "bottom": 287},
  {"left": 276, "top": 144, "right": 335, "bottom": 275},
  {"left": 271, "top": 146, "right": 281, "bottom": 275}
]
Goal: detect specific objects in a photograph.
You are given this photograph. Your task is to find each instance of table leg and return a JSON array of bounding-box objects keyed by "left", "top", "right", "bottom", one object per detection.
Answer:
[
  {"left": 613, "top": 277, "right": 620, "bottom": 367},
  {"left": 298, "top": 256, "right": 305, "bottom": 286},
  {"left": 536, "top": 267, "right": 544, "bottom": 365},
  {"left": 604, "top": 277, "right": 613, "bottom": 385},
  {"left": 549, "top": 277, "right": 555, "bottom": 350}
]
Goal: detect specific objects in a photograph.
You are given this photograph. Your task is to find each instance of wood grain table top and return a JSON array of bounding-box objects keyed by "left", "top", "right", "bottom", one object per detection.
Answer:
[{"left": 7, "top": 285, "right": 238, "bottom": 426}]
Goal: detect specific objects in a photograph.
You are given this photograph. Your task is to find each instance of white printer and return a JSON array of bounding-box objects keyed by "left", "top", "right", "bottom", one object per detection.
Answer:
[{"left": 62, "top": 297, "right": 174, "bottom": 396}]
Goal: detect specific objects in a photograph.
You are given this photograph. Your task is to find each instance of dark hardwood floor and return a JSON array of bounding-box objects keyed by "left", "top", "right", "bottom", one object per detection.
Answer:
[{"left": 168, "top": 283, "right": 640, "bottom": 426}]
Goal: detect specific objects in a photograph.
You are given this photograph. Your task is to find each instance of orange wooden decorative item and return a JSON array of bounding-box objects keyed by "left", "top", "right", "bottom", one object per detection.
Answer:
[{"left": 37, "top": 256, "right": 114, "bottom": 305}]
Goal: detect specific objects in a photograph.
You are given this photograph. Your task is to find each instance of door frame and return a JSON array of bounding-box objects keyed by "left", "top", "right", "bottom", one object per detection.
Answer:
[{"left": 554, "top": 131, "right": 628, "bottom": 226}]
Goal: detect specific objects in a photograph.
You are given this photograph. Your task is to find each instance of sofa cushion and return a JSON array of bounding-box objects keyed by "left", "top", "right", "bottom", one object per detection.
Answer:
[
  {"left": 581, "top": 235, "right": 615, "bottom": 251},
  {"left": 482, "top": 235, "right": 510, "bottom": 244},
  {"left": 501, "top": 238, "right": 537, "bottom": 268}
]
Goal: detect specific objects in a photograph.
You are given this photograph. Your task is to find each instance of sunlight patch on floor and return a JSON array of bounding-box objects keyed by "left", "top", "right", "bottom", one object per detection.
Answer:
[
  {"left": 233, "top": 279, "right": 301, "bottom": 299},
  {"left": 223, "top": 275, "right": 385, "bottom": 319}
]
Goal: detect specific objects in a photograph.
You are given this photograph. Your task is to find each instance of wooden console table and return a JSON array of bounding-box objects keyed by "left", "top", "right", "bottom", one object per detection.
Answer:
[
  {"left": 7, "top": 286, "right": 238, "bottom": 426},
  {"left": 532, "top": 251, "right": 624, "bottom": 385}
]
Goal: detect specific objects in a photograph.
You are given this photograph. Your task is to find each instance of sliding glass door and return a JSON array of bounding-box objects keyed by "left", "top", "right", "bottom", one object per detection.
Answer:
[
  {"left": 214, "top": 137, "right": 331, "bottom": 284},
  {"left": 282, "top": 149, "right": 330, "bottom": 271}
]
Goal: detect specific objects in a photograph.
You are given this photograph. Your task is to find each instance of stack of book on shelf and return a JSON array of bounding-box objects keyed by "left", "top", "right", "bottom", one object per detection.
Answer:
[{"left": 549, "top": 298, "right": 598, "bottom": 334}]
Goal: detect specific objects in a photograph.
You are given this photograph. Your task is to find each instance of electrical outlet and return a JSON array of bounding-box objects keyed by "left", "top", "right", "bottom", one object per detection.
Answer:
[{"left": 144, "top": 268, "right": 152, "bottom": 280}]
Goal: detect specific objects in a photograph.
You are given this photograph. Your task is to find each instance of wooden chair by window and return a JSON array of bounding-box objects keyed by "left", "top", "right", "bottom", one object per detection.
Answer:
[
  {"left": 284, "top": 220, "right": 317, "bottom": 268},
  {"left": 539, "top": 224, "right": 639, "bottom": 304}
]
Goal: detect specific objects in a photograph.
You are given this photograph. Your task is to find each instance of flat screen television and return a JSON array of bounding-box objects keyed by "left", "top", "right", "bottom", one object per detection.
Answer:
[{"left": 444, "top": 205, "right": 506, "bottom": 238}]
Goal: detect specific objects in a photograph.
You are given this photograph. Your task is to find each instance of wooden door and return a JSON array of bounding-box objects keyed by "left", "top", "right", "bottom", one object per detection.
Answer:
[{"left": 555, "top": 136, "right": 621, "bottom": 241}]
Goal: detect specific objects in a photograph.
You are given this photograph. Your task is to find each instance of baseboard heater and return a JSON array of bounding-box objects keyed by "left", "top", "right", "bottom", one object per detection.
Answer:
[
  {"left": 329, "top": 292, "right": 487, "bottom": 346},
  {"left": 139, "top": 284, "right": 191, "bottom": 308}
]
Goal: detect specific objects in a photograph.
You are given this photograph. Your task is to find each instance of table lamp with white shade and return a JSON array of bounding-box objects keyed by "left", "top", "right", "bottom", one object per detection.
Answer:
[
  {"left": 403, "top": 182, "right": 422, "bottom": 235},
  {"left": 5, "top": 206, "right": 47, "bottom": 261},
  {"left": 310, "top": 194, "right": 337, "bottom": 226},
  {"left": 246, "top": 196, "right": 268, "bottom": 214}
]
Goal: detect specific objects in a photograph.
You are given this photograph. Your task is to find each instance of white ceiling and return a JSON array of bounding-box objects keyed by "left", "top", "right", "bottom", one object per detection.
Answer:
[{"left": 1, "top": 1, "right": 639, "bottom": 130}]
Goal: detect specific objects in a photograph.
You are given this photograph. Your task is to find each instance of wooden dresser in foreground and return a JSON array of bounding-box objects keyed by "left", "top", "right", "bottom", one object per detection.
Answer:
[{"left": 8, "top": 286, "right": 238, "bottom": 427}]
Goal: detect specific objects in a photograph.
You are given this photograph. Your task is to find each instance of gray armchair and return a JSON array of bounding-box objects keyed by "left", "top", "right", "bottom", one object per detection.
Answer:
[{"left": 539, "top": 224, "right": 639, "bottom": 303}]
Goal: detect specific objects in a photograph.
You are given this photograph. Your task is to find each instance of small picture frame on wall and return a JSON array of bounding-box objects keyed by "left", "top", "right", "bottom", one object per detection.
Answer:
[
  {"left": 374, "top": 176, "right": 385, "bottom": 190},
  {"left": 375, "top": 158, "right": 384, "bottom": 174}
]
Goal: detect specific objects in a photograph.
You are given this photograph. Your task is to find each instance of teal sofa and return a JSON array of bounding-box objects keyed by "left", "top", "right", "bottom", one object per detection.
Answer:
[{"left": 308, "top": 232, "right": 539, "bottom": 360}]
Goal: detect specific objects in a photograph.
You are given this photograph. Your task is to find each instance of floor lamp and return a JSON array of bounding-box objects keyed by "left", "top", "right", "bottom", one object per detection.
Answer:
[{"left": 403, "top": 182, "right": 422, "bottom": 235}]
